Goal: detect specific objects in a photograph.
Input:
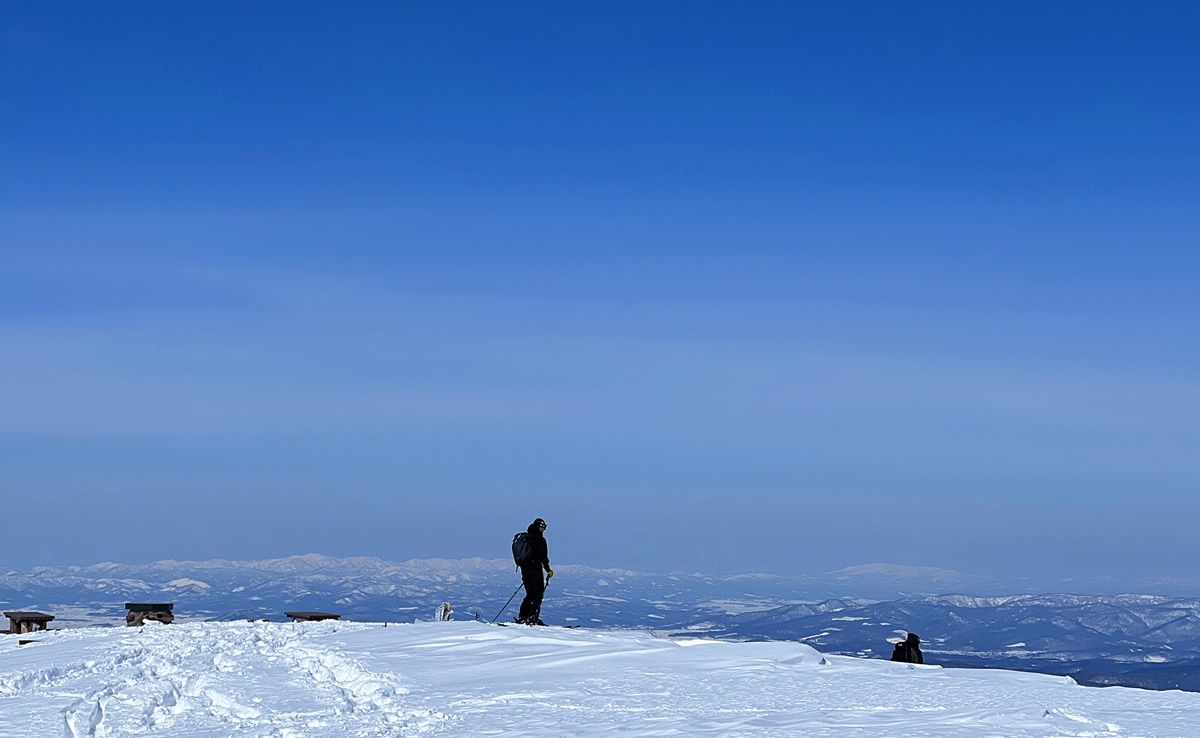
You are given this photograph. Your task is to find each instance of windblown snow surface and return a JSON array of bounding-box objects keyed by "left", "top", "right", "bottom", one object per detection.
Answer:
[{"left": 3, "top": 621, "right": 1198, "bottom": 737}]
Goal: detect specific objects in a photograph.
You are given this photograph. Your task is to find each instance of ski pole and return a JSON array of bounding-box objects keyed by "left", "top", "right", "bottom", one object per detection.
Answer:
[{"left": 491, "top": 582, "right": 524, "bottom": 623}]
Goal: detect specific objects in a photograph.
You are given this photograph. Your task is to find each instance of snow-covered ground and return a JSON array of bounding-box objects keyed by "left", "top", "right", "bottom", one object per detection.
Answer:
[{"left": 3, "top": 621, "right": 1199, "bottom": 737}]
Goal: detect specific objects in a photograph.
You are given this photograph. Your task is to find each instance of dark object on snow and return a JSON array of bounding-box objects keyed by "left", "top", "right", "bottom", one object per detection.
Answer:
[
  {"left": 5, "top": 611, "right": 54, "bottom": 634},
  {"left": 891, "top": 632, "right": 924, "bottom": 664},
  {"left": 284, "top": 611, "right": 341, "bottom": 622},
  {"left": 517, "top": 518, "right": 554, "bottom": 625},
  {"left": 125, "top": 603, "right": 174, "bottom": 626}
]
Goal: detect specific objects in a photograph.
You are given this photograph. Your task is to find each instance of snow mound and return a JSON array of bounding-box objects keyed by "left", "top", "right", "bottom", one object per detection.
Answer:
[{"left": 2, "top": 621, "right": 1199, "bottom": 736}]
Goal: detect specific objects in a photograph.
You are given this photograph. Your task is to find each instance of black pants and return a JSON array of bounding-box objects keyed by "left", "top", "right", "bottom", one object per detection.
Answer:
[{"left": 517, "top": 566, "right": 546, "bottom": 623}]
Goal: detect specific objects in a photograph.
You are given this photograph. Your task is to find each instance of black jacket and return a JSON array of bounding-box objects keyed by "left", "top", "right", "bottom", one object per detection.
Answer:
[
  {"left": 890, "top": 639, "right": 923, "bottom": 664},
  {"left": 524, "top": 521, "right": 551, "bottom": 573}
]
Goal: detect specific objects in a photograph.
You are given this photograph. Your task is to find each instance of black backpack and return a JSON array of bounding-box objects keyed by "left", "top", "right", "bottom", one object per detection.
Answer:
[{"left": 512, "top": 531, "right": 534, "bottom": 567}]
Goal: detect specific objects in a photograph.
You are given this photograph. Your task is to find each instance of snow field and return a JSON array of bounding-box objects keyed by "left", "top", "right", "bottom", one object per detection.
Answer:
[
  {"left": 3, "top": 620, "right": 1200, "bottom": 736},
  {"left": 0, "top": 621, "right": 445, "bottom": 738}
]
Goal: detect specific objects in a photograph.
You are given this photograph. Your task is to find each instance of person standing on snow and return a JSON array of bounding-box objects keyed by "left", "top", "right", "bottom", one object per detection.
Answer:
[{"left": 517, "top": 518, "right": 554, "bottom": 625}]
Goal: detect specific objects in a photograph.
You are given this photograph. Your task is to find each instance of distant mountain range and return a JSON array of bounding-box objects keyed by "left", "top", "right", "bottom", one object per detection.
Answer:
[
  {"left": 698, "top": 593, "right": 1200, "bottom": 691},
  {"left": 5, "top": 554, "right": 1200, "bottom": 691}
]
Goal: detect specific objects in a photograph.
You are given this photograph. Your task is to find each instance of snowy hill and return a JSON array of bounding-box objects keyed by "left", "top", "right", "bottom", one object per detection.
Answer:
[
  {"left": 3, "top": 620, "right": 1198, "bottom": 737},
  {"left": 8, "top": 554, "right": 1200, "bottom": 691}
]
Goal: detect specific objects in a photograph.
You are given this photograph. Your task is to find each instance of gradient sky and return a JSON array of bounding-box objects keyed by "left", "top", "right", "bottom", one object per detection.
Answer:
[{"left": 2, "top": 2, "right": 1198, "bottom": 583}]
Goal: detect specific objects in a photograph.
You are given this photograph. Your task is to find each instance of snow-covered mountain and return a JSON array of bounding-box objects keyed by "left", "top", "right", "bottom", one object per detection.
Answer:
[
  {"left": 0, "top": 553, "right": 1142, "bottom": 621},
  {"left": 7, "top": 554, "right": 1001, "bottom": 629},
  {"left": 4, "top": 619, "right": 1199, "bottom": 737},
  {"left": 6, "top": 554, "right": 1200, "bottom": 691},
  {"left": 1, "top": 554, "right": 819, "bottom": 627}
]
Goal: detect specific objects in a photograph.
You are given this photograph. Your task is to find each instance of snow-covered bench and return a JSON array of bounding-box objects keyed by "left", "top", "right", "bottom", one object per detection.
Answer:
[
  {"left": 284, "top": 611, "right": 341, "bottom": 622},
  {"left": 5, "top": 611, "right": 54, "bottom": 634}
]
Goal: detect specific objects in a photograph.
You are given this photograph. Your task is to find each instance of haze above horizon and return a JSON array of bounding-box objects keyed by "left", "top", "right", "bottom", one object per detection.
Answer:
[{"left": 2, "top": 2, "right": 1198, "bottom": 583}]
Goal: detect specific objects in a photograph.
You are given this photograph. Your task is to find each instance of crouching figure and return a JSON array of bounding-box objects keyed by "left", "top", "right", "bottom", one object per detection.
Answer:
[{"left": 890, "top": 632, "right": 924, "bottom": 664}]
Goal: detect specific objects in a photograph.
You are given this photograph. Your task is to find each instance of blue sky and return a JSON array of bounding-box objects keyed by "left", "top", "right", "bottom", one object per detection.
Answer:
[{"left": 2, "top": 2, "right": 1198, "bottom": 582}]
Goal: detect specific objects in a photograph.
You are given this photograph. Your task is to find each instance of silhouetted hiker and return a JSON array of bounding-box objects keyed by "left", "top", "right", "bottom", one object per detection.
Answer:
[
  {"left": 515, "top": 518, "right": 554, "bottom": 625},
  {"left": 891, "top": 632, "right": 924, "bottom": 664}
]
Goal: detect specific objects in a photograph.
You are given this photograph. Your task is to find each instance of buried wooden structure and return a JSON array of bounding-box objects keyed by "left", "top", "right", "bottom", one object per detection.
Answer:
[
  {"left": 284, "top": 611, "right": 341, "bottom": 622},
  {"left": 126, "top": 602, "right": 175, "bottom": 626},
  {"left": 5, "top": 611, "right": 54, "bottom": 634}
]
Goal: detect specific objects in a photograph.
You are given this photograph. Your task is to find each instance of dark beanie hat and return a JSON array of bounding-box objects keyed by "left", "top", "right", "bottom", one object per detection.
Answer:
[{"left": 533, "top": 518, "right": 546, "bottom": 527}]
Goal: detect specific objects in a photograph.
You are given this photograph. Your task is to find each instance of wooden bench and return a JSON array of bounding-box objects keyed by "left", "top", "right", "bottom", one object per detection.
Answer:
[
  {"left": 125, "top": 602, "right": 174, "bottom": 626},
  {"left": 4, "top": 611, "right": 54, "bottom": 634},
  {"left": 284, "top": 611, "right": 341, "bottom": 622}
]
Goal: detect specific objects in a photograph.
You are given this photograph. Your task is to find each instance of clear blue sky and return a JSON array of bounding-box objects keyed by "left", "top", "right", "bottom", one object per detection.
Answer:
[{"left": 3, "top": 2, "right": 1198, "bottom": 582}]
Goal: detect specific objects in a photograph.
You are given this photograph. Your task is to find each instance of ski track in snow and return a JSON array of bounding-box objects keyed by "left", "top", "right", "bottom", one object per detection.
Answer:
[
  {"left": 0, "top": 621, "right": 446, "bottom": 738},
  {"left": 3, "top": 620, "right": 1200, "bottom": 737}
]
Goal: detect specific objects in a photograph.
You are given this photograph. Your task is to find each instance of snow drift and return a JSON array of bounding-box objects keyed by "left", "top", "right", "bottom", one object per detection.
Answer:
[{"left": 2, "top": 620, "right": 1198, "bottom": 737}]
